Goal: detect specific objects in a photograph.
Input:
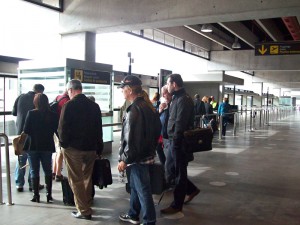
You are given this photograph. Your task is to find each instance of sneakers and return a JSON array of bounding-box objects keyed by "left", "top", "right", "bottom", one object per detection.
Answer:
[
  {"left": 71, "top": 211, "right": 92, "bottom": 220},
  {"left": 119, "top": 213, "right": 140, "bottom": 224}
]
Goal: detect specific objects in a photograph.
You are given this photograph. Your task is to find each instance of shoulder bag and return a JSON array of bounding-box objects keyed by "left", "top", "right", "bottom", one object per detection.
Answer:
[{"left": 13, "top": 132, "right": 28, "bottom": 156}]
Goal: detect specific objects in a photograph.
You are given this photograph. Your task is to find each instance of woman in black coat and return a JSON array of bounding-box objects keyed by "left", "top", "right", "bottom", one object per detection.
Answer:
[{"left": 23, "top": 93, "right": 58, "bottom": 203}]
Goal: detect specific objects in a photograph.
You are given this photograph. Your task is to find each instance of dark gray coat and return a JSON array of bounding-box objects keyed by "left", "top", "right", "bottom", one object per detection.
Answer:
[
  {"left": 12, "top": 91, "right": 35, "bottom": 135},
  {"left": 167, "top": 88, "right": 194, "bottom": 162}
]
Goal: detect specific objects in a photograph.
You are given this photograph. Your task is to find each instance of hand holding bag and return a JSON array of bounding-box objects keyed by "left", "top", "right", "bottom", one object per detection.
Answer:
[
  {"left": 13, "top": 132, "right": 28, "bottom": 156},
  {"left": 184, "top": 128, "right": 213, "bottom": 153}
]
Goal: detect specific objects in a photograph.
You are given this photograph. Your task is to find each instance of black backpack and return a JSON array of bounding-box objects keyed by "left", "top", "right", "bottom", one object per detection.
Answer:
[{"left": 50, "top": 96, "right": 68, "bottom": 114}]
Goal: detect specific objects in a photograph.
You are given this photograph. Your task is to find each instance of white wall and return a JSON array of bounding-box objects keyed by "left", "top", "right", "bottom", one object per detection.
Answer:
[
  {"left": 0, "top": 0, "right": 61, "bottom": 60},
  {"left": 96, "top": 32, "right": 208, "bottom": 77}
]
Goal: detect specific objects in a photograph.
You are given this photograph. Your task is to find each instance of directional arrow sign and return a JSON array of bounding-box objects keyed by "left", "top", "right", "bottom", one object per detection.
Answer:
[
  {"left": 258, "top": 45, "right": 267, "bottom": 55},
  {"left": 255, "top": 42, "right": 300, "bottom": 56}
]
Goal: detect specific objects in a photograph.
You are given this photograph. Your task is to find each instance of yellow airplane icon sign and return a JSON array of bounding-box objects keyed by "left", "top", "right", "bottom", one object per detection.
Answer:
[{"left": 270, "top": 45, "right": 279, "bottom": 54}]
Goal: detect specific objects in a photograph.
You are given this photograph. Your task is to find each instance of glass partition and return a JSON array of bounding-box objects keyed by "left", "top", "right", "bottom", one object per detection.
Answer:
[
  {"left": 18, "top": 59, "right": 114, "bottom": 144},
  {"left": 19, "top": 67, "right": 66, "bottom": 102},
  {"left": 0, "top": 75, "right": 18, "bottom": 143},
  {"left": 82, "top": 83, "right": 111, "bottom": 113}
]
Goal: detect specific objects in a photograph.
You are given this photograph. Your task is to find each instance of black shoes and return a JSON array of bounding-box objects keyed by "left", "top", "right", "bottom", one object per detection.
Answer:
[
  {"left": 71, "top": 211, "right": 92, "bottom": 220},
  {"left": 55, "top": 175, "right": 64, "bottom": 182},
  {"left": 16, "top": 187, "right": 24, "bottom": 192},
  {"left": 31, "top": 195, "right": 40, "bottom": 203}
]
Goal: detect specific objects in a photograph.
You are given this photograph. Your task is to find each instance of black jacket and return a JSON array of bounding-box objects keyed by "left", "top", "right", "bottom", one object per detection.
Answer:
[
  {"left": 119, "top": 97, "right": 161, "bottom": 164},
  {"left": 12, "top": 91, "right": 35, "bottom": 135},
  {"left": 23, "top": 110, "right": 58, "bottom": 152},
  {"left": 167, "top": 88, "right": 194, "bottom": 161},
  {"left": 168, "top": 88, "right": 194, "bottom": 140},
  {"left": 194, "top": 99, "right": 205, "bottom": 116},
  {"left": 58, "top": 94, "right": 103, "bottom": 154}
]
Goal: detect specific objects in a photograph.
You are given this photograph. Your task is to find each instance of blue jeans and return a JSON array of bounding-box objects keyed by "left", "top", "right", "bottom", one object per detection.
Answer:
[
  {"left": 128, "top": 164, "right": 156, "bottom": 225},
  {"left": 221, "top": 116, "right": 228, "bottom": 136},
  {"left": 167, "top": 140, "right": 198, "bottom": 210},
  {"left": 164, "top": 138, "right": 175, "bottom": 184},
  {"left": 15, "top": 154, "right": 31, "bottom": 188},
  {"left": 27, "top": 152, "right": 52, "bottom": 178}
]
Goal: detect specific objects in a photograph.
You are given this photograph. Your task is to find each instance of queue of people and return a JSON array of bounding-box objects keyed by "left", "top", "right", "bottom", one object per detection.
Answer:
[
  {"left": 193, "top": 93, "right": 231, "bottom": 136},
  {"left": 12, "top": 74, "right": 231, "bottom": 224}
]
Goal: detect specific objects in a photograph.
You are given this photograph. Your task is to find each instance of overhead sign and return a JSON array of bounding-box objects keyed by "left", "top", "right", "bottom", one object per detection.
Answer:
[
  {"left": 255, "top": 42, "right": 300, "bottom": 56},
  {"left": 70, "top": 69, "right": 111, "bottom": 85}
]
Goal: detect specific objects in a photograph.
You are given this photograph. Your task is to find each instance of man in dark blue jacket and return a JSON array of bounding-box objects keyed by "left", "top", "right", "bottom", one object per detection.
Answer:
[{"left": 161, "top": 74, "right": 200, "bottom": 215}]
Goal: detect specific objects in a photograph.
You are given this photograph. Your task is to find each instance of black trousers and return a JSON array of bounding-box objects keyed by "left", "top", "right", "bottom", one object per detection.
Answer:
[{"left": 166, "top": 139, "right": 198, "bottom": 210}]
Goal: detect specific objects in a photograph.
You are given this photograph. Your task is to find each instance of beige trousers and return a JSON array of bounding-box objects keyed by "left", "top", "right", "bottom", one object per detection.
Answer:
[{"left": 62, "top": 147, "right": 96, "bottom": 215}]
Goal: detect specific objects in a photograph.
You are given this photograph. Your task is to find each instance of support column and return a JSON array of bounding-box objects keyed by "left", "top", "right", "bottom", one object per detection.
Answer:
[{"left": 61, "top": 32, "right": 96, "bottom": 62}]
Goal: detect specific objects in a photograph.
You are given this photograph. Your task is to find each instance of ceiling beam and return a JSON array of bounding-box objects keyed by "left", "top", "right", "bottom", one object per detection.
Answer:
[
  {"left": 185, "top": 25, "right": 233, "bottom": 50},
  {"left": 218, "top": 21, "right": 259, "bottom": 48},
  {"left": 157, "top": 26, "right": 211, "bottom": 51},
  {"left": 255, "top": 19, "right": 284, "bottom": 41}
]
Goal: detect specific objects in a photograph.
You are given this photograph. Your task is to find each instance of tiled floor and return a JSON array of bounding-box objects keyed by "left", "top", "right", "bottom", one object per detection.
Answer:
[{"left": 1, "top": 112, "right": 300, "bottom": 225}]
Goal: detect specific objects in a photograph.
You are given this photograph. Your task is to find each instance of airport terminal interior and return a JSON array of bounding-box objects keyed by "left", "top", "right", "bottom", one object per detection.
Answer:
[
  {"left": 1, "top": 1, "right": 300, "bottom": 225},
  {"left": 1, "top": 112, "right": 300, "bottom": 225}
]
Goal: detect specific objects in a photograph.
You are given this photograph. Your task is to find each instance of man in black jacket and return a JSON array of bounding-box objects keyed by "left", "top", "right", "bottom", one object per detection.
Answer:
[
  {"left": 161, "top": 74, "right": 200, "bottom": 215},
  {"left": 118, "top": 75, "right": 161, "bottom": 225},
  {"left": 12, "top": 84, "right": 45, "bottom": 192},
  {"left": 58, "top": 79, "right": 103, "bottom": 220}
]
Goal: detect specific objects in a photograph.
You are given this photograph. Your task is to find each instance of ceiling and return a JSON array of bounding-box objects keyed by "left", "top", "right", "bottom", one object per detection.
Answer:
[
  {"left": 185, "top": 17, "right": 299, "bottom": 51},
  {"left": 58, "top": 0, "right": 300, "bottom": 95},
  {"left": 157, "top": 16, "right": 300, "bottom": 94}
]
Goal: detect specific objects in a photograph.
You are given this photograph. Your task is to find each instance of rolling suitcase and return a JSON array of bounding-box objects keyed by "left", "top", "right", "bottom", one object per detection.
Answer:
[
  {"left": 61, "top": 177, "right": 75, "bottom": 206},
  {"left": 92, "top": 158, "right": 113, "bottom": 189}
]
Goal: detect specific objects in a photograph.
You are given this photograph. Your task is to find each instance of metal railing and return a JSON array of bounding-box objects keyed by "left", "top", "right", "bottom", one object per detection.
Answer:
[
  {"left": 0, "top": 133, "right": 13, "bottom": 206},
  {"left": 102, "top": 123, "right": 122, "bottom": 127},
  {"left": 195, "top": 106, "right": 295, "bottom": 140}
]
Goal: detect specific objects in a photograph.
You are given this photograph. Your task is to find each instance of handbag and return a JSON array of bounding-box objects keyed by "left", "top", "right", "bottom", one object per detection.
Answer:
[
  {"left": 13, "top": 132, "right": 28, "bottom": 156},
  {"left": 184, "top": 128, "right": 213, "bottom": 153}
]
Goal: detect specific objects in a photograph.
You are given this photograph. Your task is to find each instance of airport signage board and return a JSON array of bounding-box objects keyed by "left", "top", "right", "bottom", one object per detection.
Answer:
[
  {"left": 70, "top": 69, "right": 111, "bottom": 85},
  {"left": 255, "top": 42, "right": 300, "bottom": 56}
]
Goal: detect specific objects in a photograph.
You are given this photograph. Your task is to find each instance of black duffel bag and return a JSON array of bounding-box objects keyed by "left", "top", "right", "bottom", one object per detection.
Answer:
[{"left": 184, "top": 128, "right": 213, "bottom": 153}]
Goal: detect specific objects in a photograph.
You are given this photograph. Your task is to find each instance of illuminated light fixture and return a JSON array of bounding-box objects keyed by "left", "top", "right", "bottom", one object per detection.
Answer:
[
  {"left": 201, "top": 24, "right": 213, "bottom": 32},
  {"left": 232, "top": 37, "right": 241, "bottom": 49}
]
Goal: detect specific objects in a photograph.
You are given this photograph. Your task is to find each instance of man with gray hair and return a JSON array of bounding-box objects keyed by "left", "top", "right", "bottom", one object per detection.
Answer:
[{"left": 58, "top": 79, "right": 103, "bottom": 220}]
